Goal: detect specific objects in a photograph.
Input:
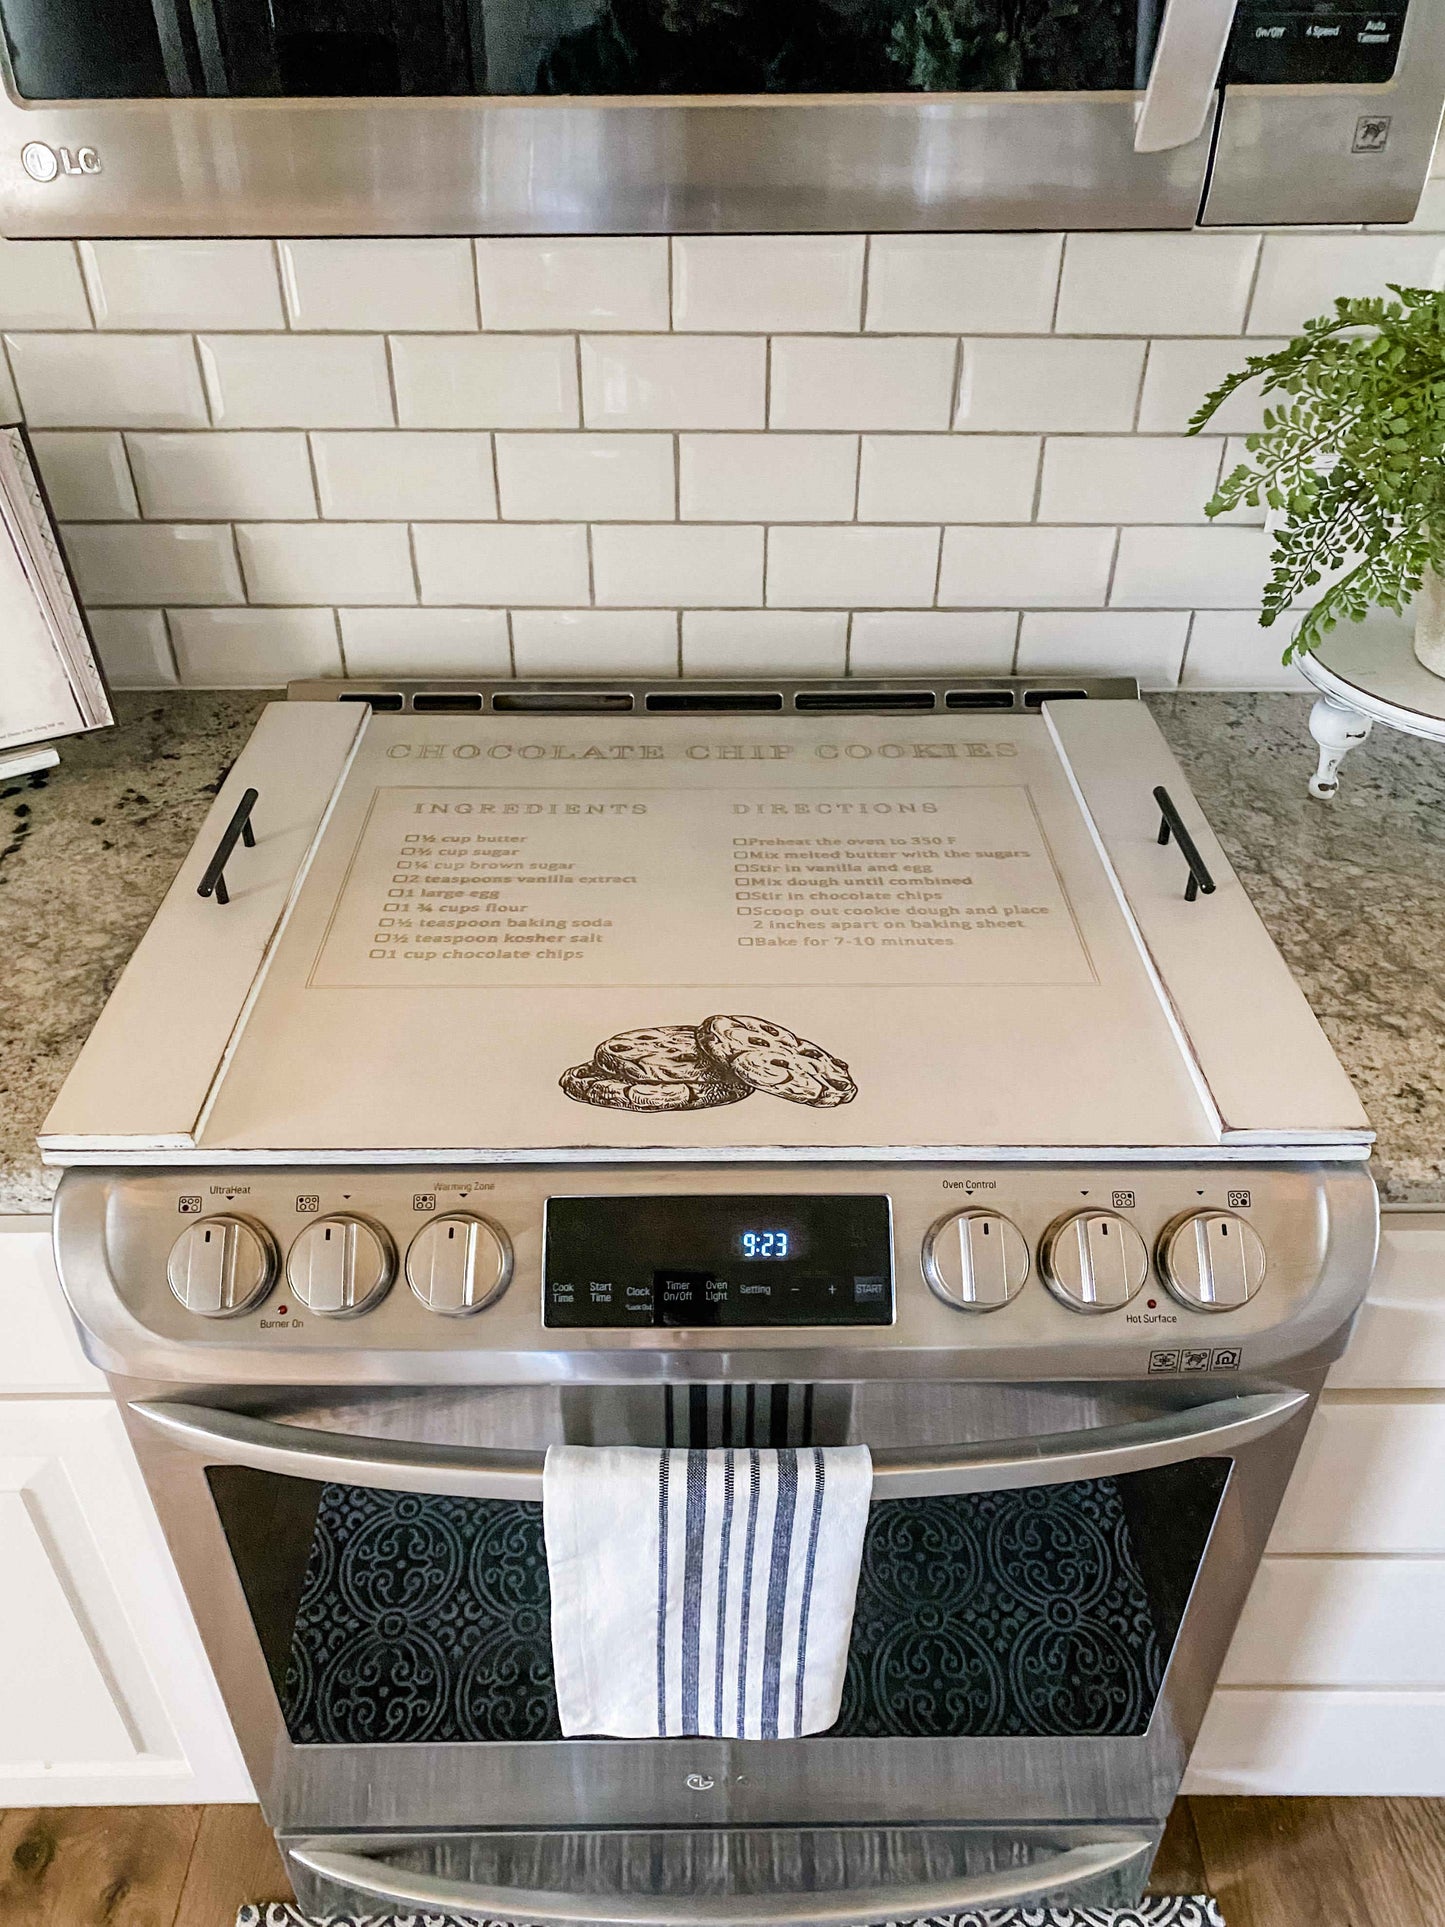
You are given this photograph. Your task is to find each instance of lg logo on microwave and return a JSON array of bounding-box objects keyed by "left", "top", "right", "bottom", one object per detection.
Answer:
[{"left": 20, "top": 141, "right": 102, "bottom": 183}]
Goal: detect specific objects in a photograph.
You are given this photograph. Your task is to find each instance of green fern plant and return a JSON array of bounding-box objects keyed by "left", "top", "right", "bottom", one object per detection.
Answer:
[{"left": 1187, "top": 284, "right": 1445, "bottom": 662}]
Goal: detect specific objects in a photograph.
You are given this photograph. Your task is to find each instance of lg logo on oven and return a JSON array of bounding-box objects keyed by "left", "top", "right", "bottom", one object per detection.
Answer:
[{"left": 20, "top": 141, "right": 102, "bottom": 183}]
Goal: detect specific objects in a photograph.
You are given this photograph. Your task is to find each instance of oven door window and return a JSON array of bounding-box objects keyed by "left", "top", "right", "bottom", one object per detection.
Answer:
[
  {"left": 2, "top": 0, "right": 1161, "bottom": 100},
  {"left": 207, "top": 1456, "right": 1226, "bottom": 1746}
]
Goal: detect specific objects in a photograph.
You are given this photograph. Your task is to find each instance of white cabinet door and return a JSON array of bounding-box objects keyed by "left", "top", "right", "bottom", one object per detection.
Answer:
[{"left": 0, "top": 1220, "right": 251, "bottom": 1803}]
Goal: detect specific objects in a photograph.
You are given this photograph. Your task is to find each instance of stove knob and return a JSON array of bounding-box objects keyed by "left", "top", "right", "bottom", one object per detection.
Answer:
[
  {"left": 167, "top": 1215, "right": 277, "bottom": 1317},
  {"left": 1040, "top": 1209, "right": 1149, "bottom": 1313},
  {"left": 1157, "top": 1210, "right": 1267, "bottom": 1312},
  {"left": 923, "top": 1209, "right": 1029, "bottom": 1311},
  {"left": 406, "top": 1214, "right": 512, "bottom": 1316},
  {"left": 285, "top": 1215, "right": 395, "bottom": 1317}
]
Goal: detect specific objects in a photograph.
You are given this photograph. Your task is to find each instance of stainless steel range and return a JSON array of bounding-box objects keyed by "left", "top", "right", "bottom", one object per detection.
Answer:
[{"left": 45, "top": 678, "right": 1377, "bottom": 1923}]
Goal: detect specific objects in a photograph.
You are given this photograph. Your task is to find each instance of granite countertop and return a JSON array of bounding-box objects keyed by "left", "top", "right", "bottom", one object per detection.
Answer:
[{"left": 2, "top": 689, "right": 1442, "bottom": 1215}]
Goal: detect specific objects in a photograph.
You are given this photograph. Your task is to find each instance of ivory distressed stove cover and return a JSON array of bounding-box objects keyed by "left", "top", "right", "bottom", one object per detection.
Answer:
[{"left": 42, "top": 699, "right": 1371, "bottom": 1163}]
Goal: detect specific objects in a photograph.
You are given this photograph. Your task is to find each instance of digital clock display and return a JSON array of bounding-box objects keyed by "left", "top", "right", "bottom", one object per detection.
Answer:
[
  {"left": 736, "top": 1229, "right": 791, "bottom": 1259},
  {"left": 544, "top": 1194, "right": 893, "bottom": 1328}
]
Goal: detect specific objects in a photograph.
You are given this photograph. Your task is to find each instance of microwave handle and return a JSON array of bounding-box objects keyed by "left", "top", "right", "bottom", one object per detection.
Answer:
[
  {"left": 1134, "top": 0, "right": 1239, "bottom": 153},
  {"left": 129, "top": 1387, "right": 1307, "bottom": 1498},
  {"left": 288, "top": 1833, "right": 1154, "bottom": 1926}
]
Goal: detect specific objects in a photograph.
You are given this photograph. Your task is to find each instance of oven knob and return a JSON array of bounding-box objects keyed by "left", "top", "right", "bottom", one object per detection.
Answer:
[
  {"left": 167, "top": 1215, "right": 277, "bottom": 1317},
  {"left": 922, "top": 1209, "right": 1029, "bottom": 1311},
  {"left": 1039, "top": 1210, "right": 1149, "bottom": 1313},
  {"left": 285, "top": 1215, "right": 395, "bottom": 1317},
  {"left": 1157, "top": 1210, "right": 1266, "bottom": 1312},
  {"left": 406, "top": 1214, "right": 512, "bottom": 1316}
]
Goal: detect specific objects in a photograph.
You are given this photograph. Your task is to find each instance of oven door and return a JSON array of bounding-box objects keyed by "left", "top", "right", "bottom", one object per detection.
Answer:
[{"left": 120, "top": 1372, "right": 1310, "bottom": 1892}]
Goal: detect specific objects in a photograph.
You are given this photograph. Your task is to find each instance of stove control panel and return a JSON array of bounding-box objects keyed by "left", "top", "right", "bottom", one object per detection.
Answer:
[{"left": 69, "top": 1160, "right": 1376, "bottom": 1378}]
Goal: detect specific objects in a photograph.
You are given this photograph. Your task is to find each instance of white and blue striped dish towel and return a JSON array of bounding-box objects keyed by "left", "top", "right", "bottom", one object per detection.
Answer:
[{"left": 543, "top": 1443, "right": 873, "bottom": 1740}]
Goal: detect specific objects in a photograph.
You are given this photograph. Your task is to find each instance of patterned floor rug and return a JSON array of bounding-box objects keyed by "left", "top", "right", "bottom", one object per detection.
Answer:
[{"left": 237, "top": 1898, "right": 1225, "bottom": 1926}]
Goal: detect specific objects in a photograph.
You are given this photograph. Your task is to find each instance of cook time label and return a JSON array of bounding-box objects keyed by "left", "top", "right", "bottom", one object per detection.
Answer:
[{"left": 308, "top": 782, "right": 1095, "bottom": 991}]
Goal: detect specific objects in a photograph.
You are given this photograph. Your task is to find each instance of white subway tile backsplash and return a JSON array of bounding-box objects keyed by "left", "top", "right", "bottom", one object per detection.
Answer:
[
  {"left": 679, "top": 434, "right": 857, "bottom": 522},
  {"left": 592, "top": 525, "right": 763, "bottom": 607},
  {"left": 767, "top": 526, "right": 938, "bottom": 608},
  {"left": 28, "top": 431, "right": 138, "bottom": 520},
  {"left": 0, "top": 345, "right": 18, "bottom": 422},
  {"left": 1248, "top": 235, "right": 1445, "bottom": 335},
  {"left": 673, "top": 238, "right": 864, "bottom": 333},
  {"left": 128, "top": 432, "right": 316, "bottom": 520},
  {"left": 1181, "top": 611, "right": 1311, "bottom": 689},
  {"left": 511, "top": 609, "right": 679, "bottom": 676},
  {"left": 340, "top": 607, "right": 511, "bottom": 677},
  {"left": 61, "top": 522, "right": 244, "bottom": 606},
  {"left": 1057, "top": 233, "right": 1260, "bottom": 336},
  {"left": 85, "top": 608, "right": 176, "bottom": 687},
  {"left": 1016, "top": 611, "right": 1190, "bottom": 687},
  {"left": 1037, "top": 436, "right": 1222, "bottom": 524},
  {"left": 8, "top": 334, "right": 208, "bottom": 428},
  {"left": 858, "top": 435, "right": 1038, "bottom": 523},
  {"left": 581, "top": 337, "right": 765, "bottom": 429},
  {"left": 681, "top": 610, "right": 847, "bottom": 676},
  {"left": 1137, "top": 338, "right": 1289, "bottom": 434},
  {"left": 80, "top": 240, "right": 283, "bottom": 329},
  {"left": 200, "top": 335, "right": 392, "bottom": 428},
  {"left": 938, "top": 526, "right": 1115, "bottom": 608},
  {"left": 1110, "top": 527, "right": 1273, "bottom": 608},
  {"left": 865, "top": 235, "right": 1063, "bottom": 334},
  {"left": 770, "top": 338, "right": 955, "bottom": 431},
  {"left": 477, "top": 239, "right": 669, "bottom": 332},
  {"left": 495, "top": 434, "right": 673, "bottom": 521},
  {"left": 849, "top": 610, "right": 1016, "bottom": 675},
  {"left": 0, "top": 238, "right": 91, "bottom": 329},
  {"left": 237, "top": 522, "right": 415, "bottom": 605},
  {"left": 312, "top": 431, "right": 496, "bottom": 520},
  {"left": 954, "top": 338, "right": 1145, "bottom": 433},
  {"left": 169, "top": 607, "right": 342, "bottom": 685},
  {"left": 414, "top": 523, "right": 590, "bottom": 606},
  {"left": 279, "top": 240, "right": 478, "bottom": 331},
  {"left": 392, "top": 335, "right": 577, "bottom": 429}
]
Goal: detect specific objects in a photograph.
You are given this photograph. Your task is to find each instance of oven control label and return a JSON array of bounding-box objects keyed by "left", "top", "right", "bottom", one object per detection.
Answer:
[{"left": 308, "top": 782, "right": 1095, "bottom": 990}]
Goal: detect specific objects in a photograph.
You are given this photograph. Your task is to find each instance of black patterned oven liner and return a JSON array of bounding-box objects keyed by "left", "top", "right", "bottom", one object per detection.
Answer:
[{"left": 281, "top": 1475, "right": 1166, "bottom": 1745}]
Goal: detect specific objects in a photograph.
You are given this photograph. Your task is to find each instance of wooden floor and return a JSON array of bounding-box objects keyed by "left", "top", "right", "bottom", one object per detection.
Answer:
[{"left": 0, "top": 1798, "right": 1442, "bottom": 1925}]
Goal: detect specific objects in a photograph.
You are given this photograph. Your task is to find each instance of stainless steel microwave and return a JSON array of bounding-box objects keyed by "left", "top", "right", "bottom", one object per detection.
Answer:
[{"left": 0, "top": 0, "right": 1441, "bottom": 237}]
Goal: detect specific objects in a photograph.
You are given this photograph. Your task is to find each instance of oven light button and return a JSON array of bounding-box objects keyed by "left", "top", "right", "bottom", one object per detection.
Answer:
[
  {"left": 1040, "top": 1210, "right": 1149, "bottom": 1313},
  {"left": 923, "top": 1209, "right": 1029, "bottom": 1311},
  {"left": 406, "top": 1213, "right": 512, "bottom": 1316},
  {"left": 1157, "top": 1211, "right": 1266, "bottom": 1312},
  {"left": 167, "top": 1215, "right": 277, "bottom": 1317},
  {"left": 285, "top": 1215, "right": 395, "bottom": 1317}
]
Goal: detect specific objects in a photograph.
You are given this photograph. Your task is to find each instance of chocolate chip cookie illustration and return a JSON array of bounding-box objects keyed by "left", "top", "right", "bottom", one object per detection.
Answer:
[
  {"left": 697, "top": 1014, "right": 857, "bottom": 1108},
  {"left": 560, "top": 1015, "right": 855, "bottom": 1112},
  {"left": 595, "top": 1024, "right": 749, "bottom": 1103}
]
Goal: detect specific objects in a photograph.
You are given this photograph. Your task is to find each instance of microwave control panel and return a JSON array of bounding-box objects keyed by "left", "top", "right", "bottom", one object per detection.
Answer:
[{"left": 1226, "top": 0, "right": 1407, "bottom": 85}]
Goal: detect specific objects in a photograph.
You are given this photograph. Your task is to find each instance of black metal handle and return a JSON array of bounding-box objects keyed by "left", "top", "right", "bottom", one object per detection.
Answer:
[
  {"left": 197, "top": 787, "right": 258, "bottom": 906},
  {"left": 1153, "top": 784, "right": 1215, "bottom": 903}
]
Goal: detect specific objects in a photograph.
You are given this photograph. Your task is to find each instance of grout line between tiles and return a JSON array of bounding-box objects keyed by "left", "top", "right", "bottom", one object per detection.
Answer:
[
  {"left": 858, "top": 236, "right": 871, "bottom": 333},
  {"left": 585, "top": 521, "right": 596, "bottom": 605},
  {"left": 159, "top": 606, "right": 183, "bottom": 682},
  {"left": 1240, "top": 235, "right": 1267, "bottom": 336},
  {"left": 405, "top": 521, "right": 424, "bottom": 604},
  {"left": 505, "top": 607, "right": 517, "bottom": 676},
  {"left": 302, "top": 431, "right": 325, "bottom": 518},
  {"left": 489, "top": 431, "right": 504, "bottom": 521},
  {"left": 382, "top": 336, "right": 401, "bottom": 428},
  {"left": 116, "top": 430, "right": 146, "bottom": 521},
  {"left": 1008, "top": 610, "right": 1023, "bottom": 674},
  {"left": 72, "top": 241, "right": 100, "bottom": 329},
  {"left": 573, "top": 334, "right": 585, "bottom": 429},
  {"left": 1104, "top": 526, "right": 1123, "bottom": 605},
  {"left": 332, "top": 605, "right": 348, "bottom": 673},
  {"left": 930, "top": 526, "right": 944, "bottom": 608}
]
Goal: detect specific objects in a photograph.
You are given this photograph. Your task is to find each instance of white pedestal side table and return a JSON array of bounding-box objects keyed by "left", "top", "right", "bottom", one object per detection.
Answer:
[{"left": 1296, "top": 616, "right": 1445, "bottom": 798}]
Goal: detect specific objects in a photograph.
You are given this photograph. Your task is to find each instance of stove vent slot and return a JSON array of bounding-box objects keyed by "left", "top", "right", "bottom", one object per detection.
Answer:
[
  {"left": 492, "top": 688, "right": 635, "bottom": 712},
  {"left": 645, "top": 691, "right": 784, "bottom": 712},
  {"left": 945, "top": 689, "right": 1014, "bottom": 711},
  {"left": 412, "top": 691, "right": 484, "bottom": 712},
  {"left": 339, "top": 691, "right": 404, "bottom": 710},
  {"left": 1022, "top": 687, "right": 1088, "bottom": 709},
  {"left": 793, "top": 689, "right": 935, "bottom": 712}
]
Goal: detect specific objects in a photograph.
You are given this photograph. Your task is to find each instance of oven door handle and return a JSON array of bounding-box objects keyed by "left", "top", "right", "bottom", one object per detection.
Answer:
[
  {"left": 287, "top": 1833, "right": 1155, "bottom": 1926},
  {"left": 1133, "top": 0, "right": 1238, "bottom": 153},
  {"left": 128, "top": 1388, "right": 1308, "bottom": 1498}
]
